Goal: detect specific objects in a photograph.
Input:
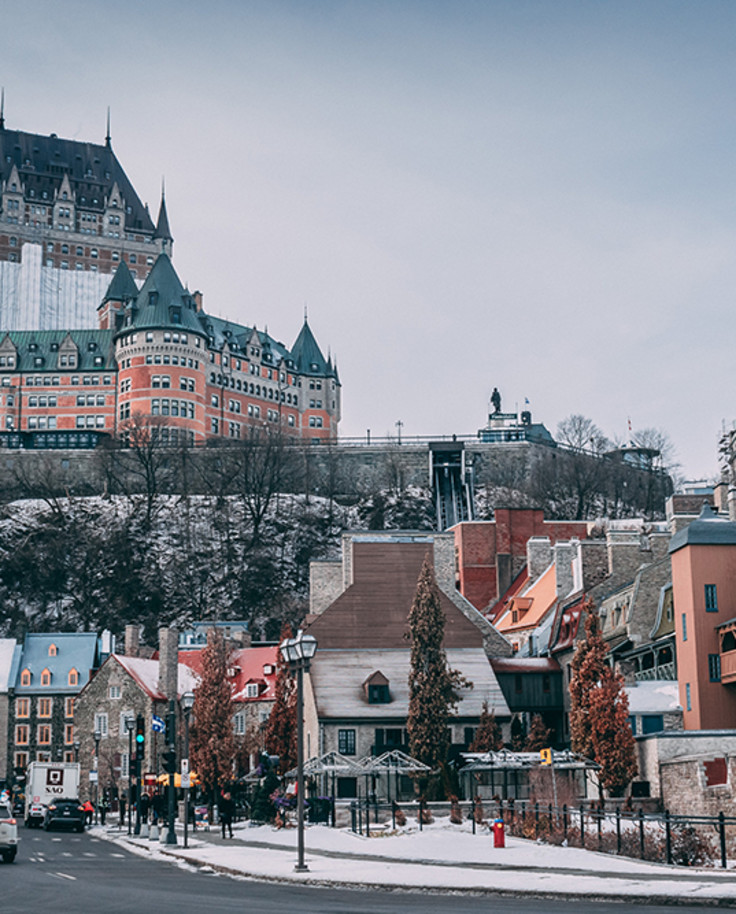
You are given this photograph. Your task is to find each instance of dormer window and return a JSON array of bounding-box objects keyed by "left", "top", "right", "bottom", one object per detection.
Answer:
[
  {"left": 40, "top": 668, "right": 51, "bottom": 687},
  {"left": 364, "top": 671, "right": 391, "bottom": 704},
  {"left": 68, "top": 669, "right": 79, "bottom": 686},
  {"left": 88, "top": 341, "right": 97, "bottom": 352},
  {"left": 48, "top": 644, "right": 57, "bottom": 656},
  {"left": 20, "top": 668, "right": 31, "bottom": 686},
  {"left": 149, "top": 291, "right": 159, "bottom": 307},
  {"left": 245, "top": 683, "right": 260, "bottom": 699}
]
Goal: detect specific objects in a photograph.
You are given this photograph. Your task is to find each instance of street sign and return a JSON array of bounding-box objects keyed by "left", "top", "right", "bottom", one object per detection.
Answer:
[
  {"left": 540, "top": 748, "right": 552, "bottom": 765},
  {"left": 181, "top": 758, "right": 190, "bottom": 788},
  {"left": 89, "top": 771, "right": 98, "bottom": 783}
]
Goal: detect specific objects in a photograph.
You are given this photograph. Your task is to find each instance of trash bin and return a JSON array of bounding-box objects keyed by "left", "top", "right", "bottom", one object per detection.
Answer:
[{"left": 492, "top": 817, "right": 505, "bottom": 848}]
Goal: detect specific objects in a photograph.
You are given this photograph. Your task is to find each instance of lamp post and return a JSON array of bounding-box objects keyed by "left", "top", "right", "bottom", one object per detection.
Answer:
[
  {"left": 182, "top": 691, "right": 195, "bottom": 849},
  {"left": 93, "top": 728, "right": 101, "bottom": 826},
  {"left": 279, "top": 629, "right": 317, "bottom": 872},
  {"left": 125, "top": 717, "right": 135, "bottom": 836},
  {"left": 73, "top": 740, "right": 80, "bottom": 762}
]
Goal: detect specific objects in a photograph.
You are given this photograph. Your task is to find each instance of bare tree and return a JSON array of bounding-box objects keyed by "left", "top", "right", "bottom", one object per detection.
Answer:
[{"left": 556, "top": 414, "right": 610, "bottom": 454}]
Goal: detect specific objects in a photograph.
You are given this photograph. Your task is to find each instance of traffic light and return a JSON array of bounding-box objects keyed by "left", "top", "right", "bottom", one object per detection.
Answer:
[
  {"left": 135, "top": 715, "right": 145, "bottom": 758},
  {"left": 163, "top": 749, "right": 177, "bottom": 775}
]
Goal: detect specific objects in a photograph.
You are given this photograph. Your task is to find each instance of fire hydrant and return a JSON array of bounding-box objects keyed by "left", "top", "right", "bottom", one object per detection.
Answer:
[{"left": 492, "top": 817, "right": 505, "bottom": 848}]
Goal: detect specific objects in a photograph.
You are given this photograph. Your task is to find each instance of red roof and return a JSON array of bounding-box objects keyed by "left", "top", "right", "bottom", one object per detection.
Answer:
[{"left": 177, "top": 645, "right": 279, "bottom": 703}]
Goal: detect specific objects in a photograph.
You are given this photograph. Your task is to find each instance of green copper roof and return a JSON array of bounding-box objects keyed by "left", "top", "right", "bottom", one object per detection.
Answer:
[
  {"left": 121, "top": 254, "right": 202, "bottom": 334},
  {"left": 291, "top": 318, "right": 330, "bottom": 376},
  {"left": 103, "top": 260, "right": 138, "bottom": 303}
]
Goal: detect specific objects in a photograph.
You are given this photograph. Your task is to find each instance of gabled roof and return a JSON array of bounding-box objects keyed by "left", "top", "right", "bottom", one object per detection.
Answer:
[
  {"left": 669, "top": 503, "right": 736, "bottom": 553},
  {"left": 14, "top": 632, "right": 99, "bottom": 694},
  {"left": 305, "top": 540, "right": 489, "bottom": 650},
  {"left": 548, "top": 594, "right": 587, "bottom": 653},
  {"left": 102, "top": 260, "right": 139, "bottom": 304},
  {"left": 495, "top": 563, "right": 558, "bottom": 634},
  {"left": 111, "top": 654, "right": 199, "bottom": 701},
  {"left": 0, "top": 126, "right": 154, "bottom": 233},
  {"left": 177, "top": 645, "right": 279, "bottom": 703}
]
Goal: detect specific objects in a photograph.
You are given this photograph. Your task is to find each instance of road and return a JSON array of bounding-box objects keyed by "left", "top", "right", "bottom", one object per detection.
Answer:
[{"left": 0, "top": 827, "right": 711, "bottom": 913}]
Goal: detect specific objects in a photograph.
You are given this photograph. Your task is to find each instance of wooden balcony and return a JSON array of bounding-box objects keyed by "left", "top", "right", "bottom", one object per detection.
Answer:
[{"left": 720, "top": 649, "right": 736, "bottom": 684}]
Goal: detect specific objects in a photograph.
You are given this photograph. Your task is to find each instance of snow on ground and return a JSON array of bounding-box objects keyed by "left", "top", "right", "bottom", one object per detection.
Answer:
[{"left": 96, "top": 816, "right": 736, "bottom": 901}]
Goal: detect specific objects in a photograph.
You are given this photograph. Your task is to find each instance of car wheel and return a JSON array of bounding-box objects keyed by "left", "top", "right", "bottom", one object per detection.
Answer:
[
  {"left": 77, "top": 823, "right": 84, "bottom": 833},
  {"left": 43, "top": 822, "right": 50, "bottom": 831},
  {"left": 5, "top": 849, "right": 16, "bottom": 864}
]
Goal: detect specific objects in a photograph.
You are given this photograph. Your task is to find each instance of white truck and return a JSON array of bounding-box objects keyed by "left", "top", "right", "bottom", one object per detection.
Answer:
[{"left": 25, "top": 762, "right": 80, "bottom": 828}]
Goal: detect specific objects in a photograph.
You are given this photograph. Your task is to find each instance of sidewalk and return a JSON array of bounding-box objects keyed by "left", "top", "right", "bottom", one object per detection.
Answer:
[{"left": 95, "top": 817, "right": 736, "bottom": 905}]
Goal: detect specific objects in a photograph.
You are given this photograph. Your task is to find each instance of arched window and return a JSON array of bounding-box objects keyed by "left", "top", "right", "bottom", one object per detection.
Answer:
[
  {"left": 48, "top": 644, "right": 57, "bottom": 656},
  {"left": 40, "top": 668, "right": 51, "bottom": 687},
  {"left": 20, "top": 668, "right": 31, "bottom": 687},
  {"left": 68, "top": 668, "right": 79, "bottom": 687}
]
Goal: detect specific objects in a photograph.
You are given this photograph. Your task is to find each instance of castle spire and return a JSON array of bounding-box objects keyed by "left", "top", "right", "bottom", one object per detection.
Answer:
[
  {"left": 153, "top": 179, "right": 173, "bottom": 255},
  {"left": 0, "top": 88, "right": 5, "bottom": 131},
  {"left": 105, "top": 106, "right": 111, "bottom": 148}
]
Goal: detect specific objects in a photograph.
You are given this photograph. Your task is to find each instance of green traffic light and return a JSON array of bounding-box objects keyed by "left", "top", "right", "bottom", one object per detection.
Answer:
[{"left": 136, "top": 734, "right": 144, "bottom": 744}]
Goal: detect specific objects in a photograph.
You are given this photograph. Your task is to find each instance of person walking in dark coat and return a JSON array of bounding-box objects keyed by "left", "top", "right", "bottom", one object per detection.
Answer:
[{"left": 218, "top": 791, "right": 235, "bottom": 839}]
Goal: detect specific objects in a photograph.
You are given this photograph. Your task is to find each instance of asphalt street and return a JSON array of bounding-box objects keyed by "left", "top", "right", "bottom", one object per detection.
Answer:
[{"left": 0, "top": 827, "right": 724, "bottom": 914}]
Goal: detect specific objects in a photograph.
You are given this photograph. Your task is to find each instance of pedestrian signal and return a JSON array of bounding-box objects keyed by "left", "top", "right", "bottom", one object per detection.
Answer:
[{"left": 540, "top": 748, "right": 552, "bottom": 765}]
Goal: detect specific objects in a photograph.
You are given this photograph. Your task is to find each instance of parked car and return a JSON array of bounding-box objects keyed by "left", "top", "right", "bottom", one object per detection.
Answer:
[
  {"left": 0, "top": 801, "right": 18, "bottom": 863},
  {"left": 43, "top": 798, "right": 86, "bottom": 832}
]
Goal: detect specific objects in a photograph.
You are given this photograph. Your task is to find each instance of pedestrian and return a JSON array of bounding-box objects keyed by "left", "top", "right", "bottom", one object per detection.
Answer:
[
  {"left": 99, "top": 795, "right": 109, "bottom": 826},
  {"left": 139, "top": 791, "right": 150, "bottom": 824},
  {"left": 218, "top": 791, "right": 235, "bottom": 839},
  {"left": 83, "top": 799, "right": 94, "bottom": 825},
  {"left": 119, "top": 796, "right": 126, "bottom": 825}
]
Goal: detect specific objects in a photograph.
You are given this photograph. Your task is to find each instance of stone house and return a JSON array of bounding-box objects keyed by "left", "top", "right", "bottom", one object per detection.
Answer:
[
  {"left": 0, "top": 639, "right": 18, "bottom": 788},
  {"left": 303, "top": 531, "right": 511, "bottom": 799}
]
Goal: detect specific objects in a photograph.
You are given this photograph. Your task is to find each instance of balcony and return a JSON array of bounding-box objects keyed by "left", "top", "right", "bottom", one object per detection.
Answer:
[
  {"left": 635, "top": 662, "right": 676, "bottom": 682},
  {"left": 720, "top": 650, "right": 736, "bottom": 685}
]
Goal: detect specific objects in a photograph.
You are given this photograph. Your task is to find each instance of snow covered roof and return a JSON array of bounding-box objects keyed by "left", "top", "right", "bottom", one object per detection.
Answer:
[
  {"left": 626, "top": 680, "right": 681, "bottom": 714},
  {"left": 310, "top": 648, "right": 510, "bottom": 719},
  {"left": 112, "top": 654, "right": 199, "bottom": 700},
  {"left": 0, "top": 639, "right": 17, "bottom": 692}
]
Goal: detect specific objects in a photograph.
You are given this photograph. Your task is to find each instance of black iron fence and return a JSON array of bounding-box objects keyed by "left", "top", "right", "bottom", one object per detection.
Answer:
[{"left": 348, "top": 797, "right": 736, "bottom": 869}]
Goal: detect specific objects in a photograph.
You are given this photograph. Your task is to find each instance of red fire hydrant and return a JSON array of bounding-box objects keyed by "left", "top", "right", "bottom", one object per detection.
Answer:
[{"left": 492, "top": 817, "right": 505, "bottom": 848}]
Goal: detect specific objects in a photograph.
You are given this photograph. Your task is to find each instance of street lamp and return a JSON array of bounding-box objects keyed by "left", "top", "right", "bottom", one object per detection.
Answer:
[
  {"left": 73, "top": 740, "right": 80, "bottom": 762},
  {"left": 181, "top": 691, "right": 195, "bottom": 849},
  {"left": 125, "top": 717, "right": 135, "bottom": 836},
  {"left": 279, "top": 629, "right": 317, "bottom": 872},
  {"left": 93, "top": 728, "right": 101, "bottom": 826}
]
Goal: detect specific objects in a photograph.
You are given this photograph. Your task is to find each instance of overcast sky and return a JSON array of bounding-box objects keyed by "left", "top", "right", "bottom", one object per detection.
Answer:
[{"left": 2, "top": 0, "right": 735, "bottom": 479}]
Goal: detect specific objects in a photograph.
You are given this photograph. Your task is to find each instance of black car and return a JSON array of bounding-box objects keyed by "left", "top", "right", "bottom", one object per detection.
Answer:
[{"left": 43, "top": 798, "right": 86, "bottom": 832}]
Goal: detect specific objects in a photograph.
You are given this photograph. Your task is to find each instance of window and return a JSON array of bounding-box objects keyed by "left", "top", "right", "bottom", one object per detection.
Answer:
[
  {"left": 686, "top": 683, "right": 692, "bottom": 712},
  {"left": 232, "top": 713, "right": 246, "bottom": 736},
  {"left": 109, "top": 685, "right": 122, "bottom": 700},
  {"left": 245, "top": 683, "right": 259, "bottom": 698},
  {"left": 48, "top": 643, "right": 57, "bottom": 656},
  {"left": 709, "top": 654, "right": 722, "bottom": 682},
  {"left": 15, "top": 725, "right": 29, "bottom": 746},
  {"left": 94, "top": 713, "right": 109, "bottom": 738},
  {"left": 705, "top": 584, "right": 718, "bottom": 612},
  {"left": 64, "top": 724, "right": 75, "bottom": 745},
  {"left": 37, "top": 724, "right": 51, "bottom": 745},
  {"left": 16, "top": 697, "right": 29, "bottom": 718},
  {"left": 38, "top": 698, "right": 52, "bottom": 718},
  {"left": 40, "top": 668, "right": 51, "bottom": 686},
  {"left": 14, "top": 751, "right": 28, "bottom": 771},
  {"left": 682, "top": 614, "right": 687, "bottom": 641},
  {"left": 368, "top": 684, "right": 390, "bottom": 704},
  {"left": 338, "top": 729, "right": 356, "bottom": 756},
  {"left": 65, "top": 697, "right": 75, "bottom": 718},
  {"left": 20, "top": 668, "right": 31, "bottom": 686}
]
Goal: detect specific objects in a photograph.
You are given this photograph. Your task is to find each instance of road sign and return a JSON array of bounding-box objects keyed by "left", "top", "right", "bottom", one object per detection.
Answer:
[
  {"left": 540, "top": 748, "right": 552, "bottom": 765},
  {"left": 89, "top": 771, "right": 98, "bottom": 783},
  {"left": 181, "top": 758, "right": 191, "bottom": 788}
]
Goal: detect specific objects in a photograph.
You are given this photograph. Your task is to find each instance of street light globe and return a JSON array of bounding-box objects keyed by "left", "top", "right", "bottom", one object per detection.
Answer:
[{"left": 182, "top": 691, "right": 195, "bottom": 711}]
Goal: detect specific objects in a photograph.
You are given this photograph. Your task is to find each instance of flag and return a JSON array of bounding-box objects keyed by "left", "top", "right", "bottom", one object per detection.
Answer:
[{"left": 151, "top": 714, "right": 165, "bottom": 734}]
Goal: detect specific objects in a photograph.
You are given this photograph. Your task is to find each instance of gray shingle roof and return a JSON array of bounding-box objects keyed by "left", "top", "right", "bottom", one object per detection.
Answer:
[
  {"left": 669, "top": 503, "right": 736, "bottom": 554},
  {"left": 1, "top": 329, "right": 115, "bottom": 371},
  {"left": 14, "top": 632, "right": 99, "bottom": 694}
]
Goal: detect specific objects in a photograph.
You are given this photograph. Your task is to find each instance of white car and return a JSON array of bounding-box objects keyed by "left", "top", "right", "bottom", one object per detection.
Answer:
[{"left": 0, "top": 802, "right": 19, "bottom": 863}]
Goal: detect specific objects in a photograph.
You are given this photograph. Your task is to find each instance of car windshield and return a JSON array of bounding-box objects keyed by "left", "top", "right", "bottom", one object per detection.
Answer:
[{"left": 0, "top": 804, "right": 12, "bottom": 819}]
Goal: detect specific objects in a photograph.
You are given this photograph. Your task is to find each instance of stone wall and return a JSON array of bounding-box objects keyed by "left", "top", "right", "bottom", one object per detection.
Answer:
[{"left": 636, "top": 731, "right": 736, "bottom": 807}]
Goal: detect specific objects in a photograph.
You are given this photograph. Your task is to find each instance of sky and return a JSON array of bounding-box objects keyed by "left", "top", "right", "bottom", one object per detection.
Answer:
[{"left": 2, "top": 0, "right": 735, "bottom": 480}]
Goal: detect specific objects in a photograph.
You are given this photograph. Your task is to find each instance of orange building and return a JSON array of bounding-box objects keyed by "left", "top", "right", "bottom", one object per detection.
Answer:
[
  {"left": 453, "top": 509, "right": 590, "bottom": 612},
  {"left": 669, "top": 504, "right": 736, "bottom": 730},
  {"left": 0, "top": 254, "right": 340, "bottom": 447}
]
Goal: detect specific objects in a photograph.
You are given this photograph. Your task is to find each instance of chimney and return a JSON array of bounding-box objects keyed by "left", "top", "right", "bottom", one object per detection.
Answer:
[
  {"left": 527, "top": 537, "right": 552, "bottom": 584},
  {"left": 554, "top": 542, "right": 574, "bottom": 598},
  {"left": 158, "top": 627, "right": 179, "bottom": 701},
  {"left": 192, "top": 290, "right": 203, "bottom": 311},
  {"left": 125, "top": 624, "right": 140, "bottom": 657}
]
